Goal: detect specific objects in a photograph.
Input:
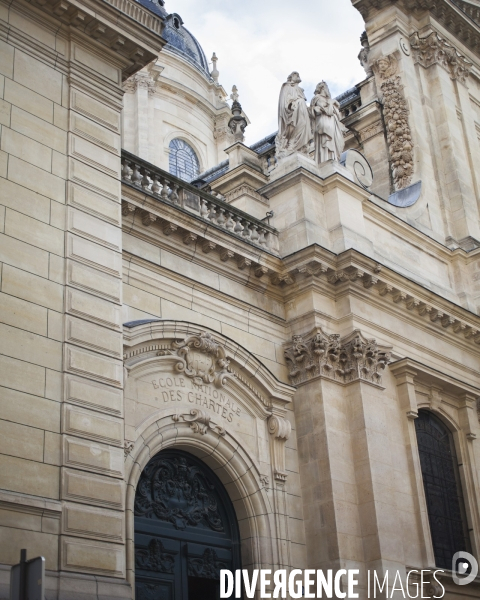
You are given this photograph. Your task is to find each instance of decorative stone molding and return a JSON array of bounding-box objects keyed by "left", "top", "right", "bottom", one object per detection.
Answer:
[
  {"left": 268, "top": 414, "right": 291, "bottom": 482},
  {"left": 410, "top": 31, "right": 472, "bottom": 84},
  {"left": 284, "top": 328, "right": 391, "bottom": 386},
  {"left": 359, "top": 120, "right": 384, "bottom": 142},
  {"left": 173, "top": 331, "right": 233, "bottom": 388},
  {"left": 373, "top": 53, "right": 414, "bottom": 190},
  {"left": 122, "top": 71, "right": 156, "bottom": 95},
  {"left": 124, "top": 440, "right": 135, "bottom": 458},
  {"left": 260, "top": 475, "right": 270, "bottom": 491},
  {"left": 225, "top": 184, "right": 269, "bottom": 206},
  {"left": 172, "top": 410, "right": 226, "bottom": 436}
]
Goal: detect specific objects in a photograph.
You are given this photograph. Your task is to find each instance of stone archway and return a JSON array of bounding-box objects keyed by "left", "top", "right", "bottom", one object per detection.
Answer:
[
  {"left": 123, "top": 321, "right": 298, "bottom": 589},
  {"left": 134, "top": 448, "right": 241, "bottom": 600}
]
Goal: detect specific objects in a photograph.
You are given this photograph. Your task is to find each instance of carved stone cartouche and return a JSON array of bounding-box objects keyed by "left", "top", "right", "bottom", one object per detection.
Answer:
[{"left": 173, "top": 331, "right": 233, "bottom": 388}]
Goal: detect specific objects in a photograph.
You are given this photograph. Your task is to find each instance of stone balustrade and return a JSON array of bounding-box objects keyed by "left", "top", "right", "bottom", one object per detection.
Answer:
[{"left": 121, "top": 151, "right": 279, "bottom": 254}]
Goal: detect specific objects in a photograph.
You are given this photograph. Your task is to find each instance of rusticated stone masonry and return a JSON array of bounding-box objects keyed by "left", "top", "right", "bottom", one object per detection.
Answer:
[{"left": 284, "top": 329, "right": 391, "bottom": 387}]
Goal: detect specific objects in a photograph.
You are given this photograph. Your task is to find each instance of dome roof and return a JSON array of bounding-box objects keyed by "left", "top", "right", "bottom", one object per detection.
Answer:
[{"left": 134, "top": 1, "right": 211, "bottom": 78}]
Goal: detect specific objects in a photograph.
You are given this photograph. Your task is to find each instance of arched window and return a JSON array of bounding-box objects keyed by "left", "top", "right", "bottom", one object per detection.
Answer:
[
  {"left": 415, "top": 410, "right": 471, "bottom": 568},
  {"left": 168, "top": 139, "right": 200, "bottom": 182}
]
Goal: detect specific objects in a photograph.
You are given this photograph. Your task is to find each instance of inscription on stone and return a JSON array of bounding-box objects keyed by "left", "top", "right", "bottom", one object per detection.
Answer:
[{"left": 151, "top": 376, "right": 241, "bottom": 423}]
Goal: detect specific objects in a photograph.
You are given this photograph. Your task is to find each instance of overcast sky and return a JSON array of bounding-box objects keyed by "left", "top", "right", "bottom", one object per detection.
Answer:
[{"left": 167, "top": 0, "right": 366, "bottom": 144}]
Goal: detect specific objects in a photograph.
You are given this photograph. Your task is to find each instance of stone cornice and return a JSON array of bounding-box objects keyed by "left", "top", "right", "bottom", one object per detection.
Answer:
[
  {"left": 283, "top": 246, "right": 480, "bottom": 350},
  {"left": 13, "top": 0, "right": 165, "bottom": 78},
  {"left": 352, "top": 0, "right": 480, "bottom": 57}
]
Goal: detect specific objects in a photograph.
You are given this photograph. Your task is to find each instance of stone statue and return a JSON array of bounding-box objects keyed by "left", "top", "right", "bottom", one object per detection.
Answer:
[
  {"left": 309, "top": 81, "right": 346, "bottom": 164},
  {"left": 358, "top": 31, "right": 373, "bottom": 77},
  {"left": 276, "top": 72, "right": 312, "bottom": 158}
]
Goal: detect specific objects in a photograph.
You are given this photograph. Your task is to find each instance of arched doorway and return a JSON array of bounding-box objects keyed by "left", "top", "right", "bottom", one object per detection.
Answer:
[{"left": 134, "top": 449, "right": 241, "bottom": 600}]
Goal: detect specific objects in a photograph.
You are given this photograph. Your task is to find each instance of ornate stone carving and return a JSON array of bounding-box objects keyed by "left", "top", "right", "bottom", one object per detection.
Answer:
[
  {"left": 122, "top": 71, "right": 156, "bottom": 95},
  {"left": 172, "top": 409, "right": 226, "bottom": 436},
  {"left": 135, "top": 454, "right": 225, "bottom": 531},
  {"left": 268, "top": 414, "right": 291, "bottom": 482},
  {"left": 358, "top": 31, "right": 373, "bottom": 77},
  {"left": 228, "top": 87, "right": 247, "bottom": 143},
  {"left": 173, "top": 332, "right": 233, "bottom": 388},
  {"left": 410, "top": 31, "right": 472, "bottom": 84},
  {"left": 359, "top": 120, "right": 383, "bottom": 142},
  {"left": 188, "top": 548, "right": 227, "bottom": 579},
  {"left": 373, "top": 54, "right": 414, "bottom": 190},
  {"left": 135, "top": 538, "right": 176, "bottom": 573},
  {"left": 260, "top": 475, "right": 270, "bottom": 491},
  {"left": 284, "top": 329, "right": 391, "bottom": 386},
  {"left": 124, "top": 440, "right": 134, "bottom": 458}
]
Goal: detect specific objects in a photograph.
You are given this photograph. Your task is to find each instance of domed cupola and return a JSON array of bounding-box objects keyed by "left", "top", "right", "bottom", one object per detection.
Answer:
[{"left": 162, "top": 12, "right": 211, "bottom": 77}]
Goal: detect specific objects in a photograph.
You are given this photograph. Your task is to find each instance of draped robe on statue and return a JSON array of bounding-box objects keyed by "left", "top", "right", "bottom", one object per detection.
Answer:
[
  {"left": 276, "top": 73, "right": 312, "bottom": 158},
  {"left": 310, "top": 83, "right": 345, "bottom": 164}
]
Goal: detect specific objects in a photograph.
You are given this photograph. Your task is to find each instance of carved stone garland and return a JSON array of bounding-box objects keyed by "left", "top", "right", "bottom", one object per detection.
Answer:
[
  {"left": 284, "top": 329, "right": 391, "bottom": 386},
  {"left": 373, "top": 54, "right": 414, "bottom": 190},
  {"left": 173, "top": 331, "right": 233, "bottom": 388},
  {"left": 134, "top": 455, "right": 225, "bottom": 531},
  {"left": 410, "top": 31, "right": 472, "bottom": 84}
]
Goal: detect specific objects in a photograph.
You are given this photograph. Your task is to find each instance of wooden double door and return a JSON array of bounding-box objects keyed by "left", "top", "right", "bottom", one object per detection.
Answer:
[{"left": 134, "top": 449, "right": 241, "bottom": 600}]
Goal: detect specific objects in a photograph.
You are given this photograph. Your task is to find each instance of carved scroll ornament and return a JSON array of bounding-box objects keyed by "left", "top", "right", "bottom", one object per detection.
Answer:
[
  {"left": 173, "top": 331, "right": 233, "bottom": 388},
  {"left": 285, "top": 329, "right": 391, "bottom": 386},
  {"left": 373, "top": 53, "right": 414, "bottom": 190},
  {"left": 172, "top": 409, "right": 226, "bottom": 436}
]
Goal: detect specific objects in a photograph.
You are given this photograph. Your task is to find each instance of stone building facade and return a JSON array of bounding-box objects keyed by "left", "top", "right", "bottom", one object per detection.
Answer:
[{"left": 0, "top": 0, "right": 480, "bottom": 599}]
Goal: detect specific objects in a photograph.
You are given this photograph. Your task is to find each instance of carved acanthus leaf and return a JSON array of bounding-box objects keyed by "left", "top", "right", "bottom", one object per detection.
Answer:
[
  {"left": 172, "top": 409, "right": 226, "bottom": 436},
  {"left": 410, "top": 31, "right": 472, "bottom": 84},
  {"left": 285, "top": 329, "right": 391, "bottom": 386}
]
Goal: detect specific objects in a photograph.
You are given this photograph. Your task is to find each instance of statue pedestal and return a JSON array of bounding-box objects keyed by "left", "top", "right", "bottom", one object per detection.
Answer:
[
  {"left": 271, "top": 153, "right": 355, "bottom": 184},
  {"left": 258, "top": 152, "right": 372, "bottom": 256}
]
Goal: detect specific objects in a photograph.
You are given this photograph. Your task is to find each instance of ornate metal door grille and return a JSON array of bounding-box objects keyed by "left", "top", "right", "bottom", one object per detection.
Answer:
[
  {"left": 134, "top": 449, "right": 241, "bottom": 600},
  {"left": 415, "top": 410, "right": 471, "bottom": 568}
]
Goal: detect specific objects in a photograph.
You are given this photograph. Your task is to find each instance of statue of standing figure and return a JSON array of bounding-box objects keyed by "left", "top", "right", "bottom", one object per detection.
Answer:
[
  {"left": 309, "top": 81, "right": 346, "bottom": 164},
  {"left": 275, "top": 72, "right": 312, "bottom": 158}
]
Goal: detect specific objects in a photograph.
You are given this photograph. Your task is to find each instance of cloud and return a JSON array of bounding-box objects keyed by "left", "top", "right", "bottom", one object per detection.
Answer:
[{"left": 166, "top": 0, "right": 366, "bottom": 144}]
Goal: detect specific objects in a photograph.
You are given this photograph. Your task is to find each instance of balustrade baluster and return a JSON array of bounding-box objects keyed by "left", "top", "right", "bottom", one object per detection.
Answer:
[
  {"left": 243, "top": 222, "right": 252, "bottom": 240},
  {"left": 169, "top": 183, "right": 179, "bottom": 204},
  {"left": 207, "top": 203, "right": 217, "bottom": 223},
  {"left": 251, "top": 224, "right": 259, "bottom": 243},
  {"left": 258, "top": 228, "right": 267, "bottom": 247},
  {"left": 234, "top": 216, "right": 244, "bottom": 234},
  {"left": 160, "top": 177, "right": 169, "bottom": 200},
  {"left": 200, "top": 198, "right": 209, "bottom": 218},
  {"left": 121, "top": 159, "right": 132, "bottom": 181},
  {"left": 151, "top": 175, "right": 161, "bottom": 195},
  {"left": 216, "top": 208, "right": 226, "bottom": 227},
  {"left": 225, "top": 213, "right": 235, "bottom": 231},
  {"left": 140, "top": 168, "right": 151, "bottom": 191},
  {"left": 131, "top": 163, "right": 142, "bottom": 186}
]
